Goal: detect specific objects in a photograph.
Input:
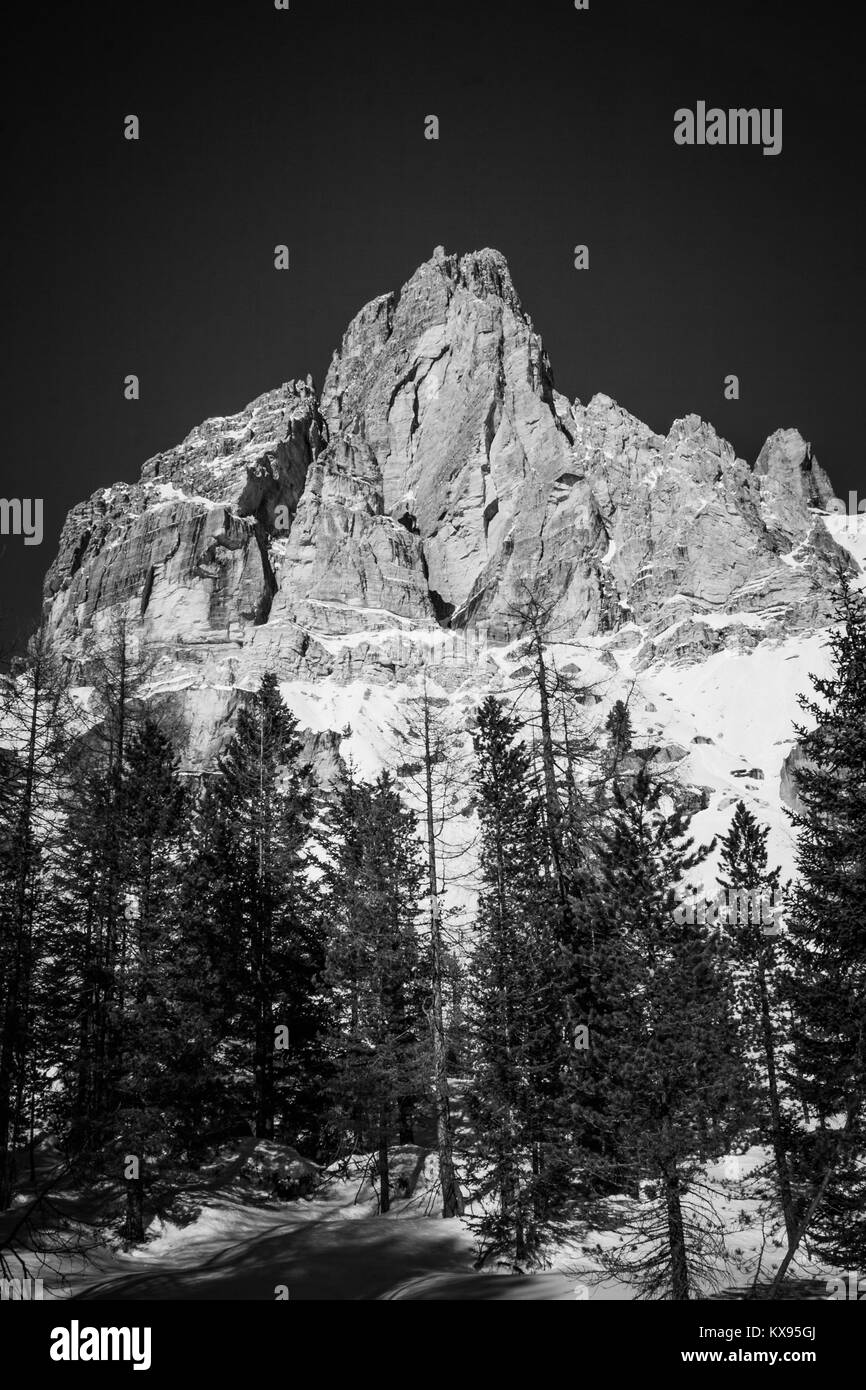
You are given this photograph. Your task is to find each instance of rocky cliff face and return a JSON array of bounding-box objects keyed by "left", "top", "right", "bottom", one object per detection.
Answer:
[{"left": 42, "top": 247, "right": 856, "bottom": 788}]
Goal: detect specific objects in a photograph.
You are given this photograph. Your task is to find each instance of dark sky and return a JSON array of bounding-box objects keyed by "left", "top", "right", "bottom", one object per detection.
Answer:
[{"left": 2, "top": 0, "right": 864, "bottom": 652}]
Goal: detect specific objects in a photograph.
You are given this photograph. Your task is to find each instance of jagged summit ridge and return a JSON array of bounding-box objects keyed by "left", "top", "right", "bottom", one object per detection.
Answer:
[{"left": 41, "top": 247, "right": 852, "bottom": 767}]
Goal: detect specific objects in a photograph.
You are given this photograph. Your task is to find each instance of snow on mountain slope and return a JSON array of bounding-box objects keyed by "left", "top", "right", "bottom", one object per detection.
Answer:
[{"left": 27, "top": 249, "right": 864, "bottom": 902}]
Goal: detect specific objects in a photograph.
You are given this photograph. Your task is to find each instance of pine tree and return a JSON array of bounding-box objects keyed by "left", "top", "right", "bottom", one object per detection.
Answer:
[
  {"left": 716, "top": 801, "right": 795, "bottom": 1244},
  {"left": 780, "top": 572, "right": 866, "bottom": 1271},
  {"left": 584, "top": 766, "right": 747, "bottom": 1298},
  {"left": 212, "top": 673, "right": 324, "bottom": 1144},
  {"left": 500, "top": 583, "right": 602, "bottom": 976},
  {"left": 54, "top": 768, "right": 127, "bottom": 1160},
  {"left": 386, "top": 682, "right": 472, "bottom": 1215},
  {"left": 465, "top": 697, "right": 571, "bottom": 1267},
  {"left": 502, "top": 587, "right": 577, "bottom": 909},
  {"left": 605, "top": 698, "right": 633, "bottom": 764},
  {"left": 113, "top": 720, "right": 189, "bottom": 1239},
  {"left": 0, "top": 633, "right": 73, "bottom": 1208},
  {"left": 322, "top": 772, "right": 428, "bottom": 1212},
  {"left": 51, "top": 620, "right": 155, "bottom": 1164},
  {"left": 170, "top": 778, "right": 246, "bottom": 1157},
  {"left": 318, "top": 763, "right": 368, "bottom": 1154},
  {"left": 418, "top": 682, "right": 463, "bottom": 1215},
  {"left": 46, "top": 708, "right": 198, "bottom": 1232}
]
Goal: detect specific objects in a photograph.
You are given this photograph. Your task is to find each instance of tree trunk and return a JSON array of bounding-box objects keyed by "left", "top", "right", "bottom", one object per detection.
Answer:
[
  {"left": 663, "top": 1156, "right": 690, "bottom": 1300},
  {"left": 531, "top": 1135, "right": 544, "bottom": 1219},
  {"left": 492, "top": 775, "right": 521, "bottom": 1253},
  {"left": 254, "top": 986, "right": 274, "bottom": 1139},
  {"left": 123, "top": 1174, "right": 145, "bottom": 1243},
  {"left": 757, "top": 960, "right": 796, "bottom": 1244},
  {"left": 535, "top": 649, "right": 567, "bottom": 906},
  {"left": 0, "top": 950, "right": 24, "bottom": 1210},
  {"left": 254, "top": 1017, "right": 268, "bottom": 1139},
  {"left": 378, "top": 1111, "right": 390, "bottom": 1214},
  {"left": 768, "top": 1159, "right": 838, "bottom": 1296},
  {"left": 397, "top": 1097, "right": 414, "bottom": 1145},
  {"left": 422, "top": 690, "right": 462, "bottom": 1218},
  {"left": 660, "top": 1114, "right": 690, "bottom": 1300}
]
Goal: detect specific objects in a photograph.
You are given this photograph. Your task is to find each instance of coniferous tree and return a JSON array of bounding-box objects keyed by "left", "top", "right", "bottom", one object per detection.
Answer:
[
  {"left": 779, "top": 573, "right": 866, "bottom": 1272},
  {"left": 113, "top": 720, "right": 189, "bottom": 1239},
  {"left": 211, "top": 673, "right": 324, "bottom": 1144},
  {"left": 322, "top": 772, "right": 428, "bottom": 1211},
  {"left": 51, "top": 765, "right": 121, "bottom": 1162},
  {"left": 465, "top": 697, "right": 573, "bottom": 1267},
  {"left": 582, "top": 766, "right": 748, "bottom": 1298},
  {"left": 45, "top": 710, "right": 196, "bottom": 1233},
  {"left": 500, "top": 586, "right": 606, "bottom": 1024},
  {"left": 502, "top": 587, "right": 583, "bottom": 910},
  {"left": 51, "top": 620, "right": 156, "bottom": 1165},
  {"left": 716, "top": 801, "right": 795, "bottom": 1244},
  {"left": 170, "top": 779, "right": 240, "bottom": 1157},
  {"left": 605, "top": 699, "right": 633, "bottom": 764},
  {"left": 418, "top": 682, "right": 463, "bottom": 1215},
  {"left": 0, "top": 634, "right": 73, "bottom": 1208},
  {"left": 319, "top": 763, "right": 368, "bottom": 1155},
  {"left": 389, "top": 682, "right": 471, "bottom": 1215}
]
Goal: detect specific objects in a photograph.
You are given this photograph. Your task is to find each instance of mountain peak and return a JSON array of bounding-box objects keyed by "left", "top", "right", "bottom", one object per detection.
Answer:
[
  {"left": 422, "top": 245, "right": 522, "bottom": 314},
  {"left": 41, "top": 248, "right": 857, "bottom": 776}
]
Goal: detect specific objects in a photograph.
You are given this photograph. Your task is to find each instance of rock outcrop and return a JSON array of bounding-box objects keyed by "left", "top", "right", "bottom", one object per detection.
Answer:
[{"left": 41, "top": 247, "right": 856, "bottom": 768}]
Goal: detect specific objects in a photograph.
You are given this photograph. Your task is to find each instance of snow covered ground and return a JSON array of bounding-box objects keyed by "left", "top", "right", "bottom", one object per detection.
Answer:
[{"left": 12, "top": 1140, "right": 838, "bottom": 1302}]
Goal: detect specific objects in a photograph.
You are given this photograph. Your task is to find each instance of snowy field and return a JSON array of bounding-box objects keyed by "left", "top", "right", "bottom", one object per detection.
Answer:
[{"left": 6, "top": 1138, "right": 839, "bottom": 1303}]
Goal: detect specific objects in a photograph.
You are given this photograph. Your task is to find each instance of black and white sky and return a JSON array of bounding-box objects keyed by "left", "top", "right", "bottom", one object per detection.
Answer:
[{"left": 2, "top": 0, "right": 864, "bottom": 650}]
